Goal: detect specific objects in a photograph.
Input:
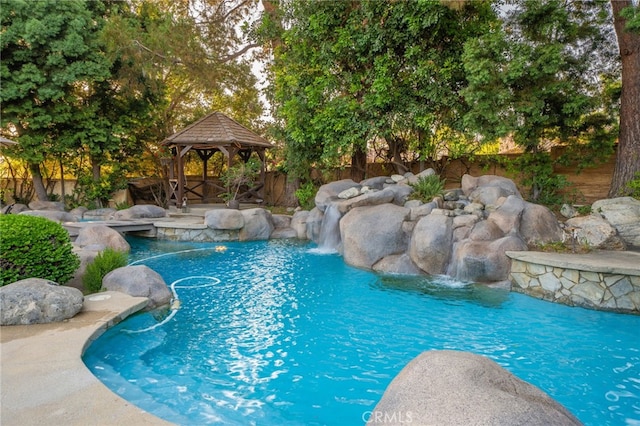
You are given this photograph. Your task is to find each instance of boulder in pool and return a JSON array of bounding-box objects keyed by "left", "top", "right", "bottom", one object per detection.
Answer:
[{"left": 368, "top": 350, "right": 581, "bottom": 426}]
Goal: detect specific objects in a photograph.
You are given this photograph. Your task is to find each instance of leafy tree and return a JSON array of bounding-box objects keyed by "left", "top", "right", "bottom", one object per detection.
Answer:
[
  {"left": 1, "top": 0, "right": 111, "bottom": 201},
  {"left": 462, "top": 0, "right": 619, "bottom": 202},
  {"left": 268, "top": 0, "right": 495, "bottom": 182},
  {"left": 609, "top": 1, "right": 640, "bottom": 196}
]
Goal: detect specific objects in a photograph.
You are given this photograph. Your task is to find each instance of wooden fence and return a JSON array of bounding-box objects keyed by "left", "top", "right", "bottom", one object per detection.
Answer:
[{"left": 1, "top": 149, "right": 617, "bottom": 207}]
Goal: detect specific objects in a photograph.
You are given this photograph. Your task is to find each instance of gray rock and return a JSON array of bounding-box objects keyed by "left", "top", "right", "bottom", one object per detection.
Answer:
[
  {"left": 83, "top": 208, "right": 116, "bottom": 220},
  {"left": 69, "top": 206, "right": 88, "bottom": 220},
  {"left": 520, "top": 201, "right": 564, "bottom": 245},
  {"left": 468, "top": 220, "right": 504, "bottom": 241},
  {"left": 74, "top": 224, "right": 130, "bottom": 252},
  {"left": 2, "top": 203, "right": 29, "bottom": 214},
  {"left": 102, "top": 265, "right": 171, "bottom": 310},
  {"left": 0, "top": 278, "right": 84, "bottom": 325},
  {"left": 415, "top": 168, "right": 436, "bottom": 179},
  {"left": 291, "top": 210, "right": 310, "bottom": 240},
  {"left": 306, "top": 207, "right": 324, "bottom": 242},
  {"left": 373, "top": 253, "right": 422, "bottom": 275},
  {"left": 369, "top": 350, "right": 581, "bottom": 426},
  {"left": 487, "top": 195, "right": 525, "bottom": 235},
  {"left": 565, "top": 215, "right": 626, "bottom": 250},
  {"left": 334, "top": 187, "right": 396, "bottom": 214},
  {"left": 360, "top": 176, "right": 389, "bottom": 190},
  {"left": 560, "top": 203, "right": 578, "bottom": 219},
  {"left": 592, "top": 197, "right": 640, "bottom": 248},
  {"left": 28, "top": 200, "right": 65, "bottom": 211},
  {"left": 19, "top": 210, "right": 77, "bottom": 223},
  {"left": 113, "top": 204, "right": 166, "bottom": 220},
  {"left": 462, "top": 174, "right": 521, "bottom": 198},
  {"left": 384, "top": 185, "right": 414, "bottom": 206},
  {"left": 204, "top": 209, "right": 244, "bottom": 230},
  {"left": 409, "top": 214, "right": 454, "bottom": 275},
  {"left": 315, "top": 179, "right": 361, "bottom": 212},
  {"left": 448, "top": 235, "right": 528, "bottom": 282},
  {"left": 337, "top": 187, "right": 361, "bottom": 199},
  {"left": 271, "top": 214, "right": 292, "bottom": 229},
  {"left": 270, "top": 227, "right": 298, "bottom": 239},
  {"left": 409, "top": 201, "right": 437, "bottom": 221},
  {"left": 341, "top": 204, "right": 410, "bottom": 269},
  {"left": 403, "top": 199, "right": 422, "bottom": 209},
  {"left": 239, "top": 208, "right": 274, "bottom": 241},
  {"left": 390, "top": 174, "right": 405, "bottom": 183}
]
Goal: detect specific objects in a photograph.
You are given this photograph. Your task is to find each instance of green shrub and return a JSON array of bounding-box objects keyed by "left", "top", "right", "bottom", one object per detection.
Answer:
[
  {"left": 295, "top": 181, "right": 317, "bottom": 210},
  {"left": 0, "top": 215, "right": 80, "bottom": 286},
  {"left": 83, "top": 248, "right": 128, "bottom": 293},
  {"left": 625, "top": 172, "right": 640, "bottom": 200},
  {"left": 409, "top": 175, "right": 445, "bottom": 202}
]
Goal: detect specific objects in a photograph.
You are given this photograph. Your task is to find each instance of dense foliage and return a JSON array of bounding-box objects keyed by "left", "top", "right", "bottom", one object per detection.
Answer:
[
  {"left": 0, "top": 215, "right": 80, "bottom": 286},
  {"left": 83, "top": 248, "right": 128, "bottom": 293},
  {"left": 1, "top": 0, "right": 264, "bottom": 206},
  {"left": 267, "top": 0, "right": 496, "bottom": 181}
]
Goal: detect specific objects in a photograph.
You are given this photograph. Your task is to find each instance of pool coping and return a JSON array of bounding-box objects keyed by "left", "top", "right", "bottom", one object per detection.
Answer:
[{"left": 0, "top": 291, "right": 172, "bottom": 426}]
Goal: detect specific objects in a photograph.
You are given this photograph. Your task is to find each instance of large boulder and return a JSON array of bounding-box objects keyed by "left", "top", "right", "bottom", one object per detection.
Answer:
[
  {"left": 448, "top": 235, "right": 528, "bottom": 282},
  {"left": 204, "top": 209, "right": 244, "bottom": 230},
  {"left": 373, "top": 253, "right": 422, "bottom": 275},
  {"left": 290, "top": 210, "right": 310, "bottom": 240},
  {"left": 113, "top": 204, "right": 166, "bottom": 220},
  {"left": 0, "top": 278, "right": 84, "bottom": 325},
  {"left": 340, "top": 204, "right": 410, "bottom": 269},
  {"left": 334, "top": 188, "right": 396, "bottom": 214},
  {"left": 520, "top": 201, "right": 564, "bottom": 245},
  {"left": 409, "top": 214, "right": 454, "bottom": 275},
  {"left": 462, "top": 174, "right": 522, "bottom": 207},
  {"left": 102, "top": 265, "right": 171, "bottom": 310},
  {"left": 487, "top": 195, "right": 526, "bottom": 235},
  {"left": 19, "top": 210, "right": 77, "bottom": 223},
  {"left": 359, "top": 176, "right": 389, "bottom": 190},
  {"left": 592, "top": 197, "right": 640, "bottom": 248},
  {"left": 2, "top": 203, "right": 29, "bottom": 214},
  {"left": 306, "top": 207, "right": 324, "bottom": 242},
  {"left": 315, "top": 179, "right": 361, "bottom": 212},
  {"left": 369, "top": 350, "right": 581, "bottom": 426},
  {"left": 565, "top": 215, "right": 627, "bottom": 250},
  {"left": 28, "top": 200, "right": 65, "bottom": 211},
  {"left": 74, "top": 224, "right": 130, "bottom": 252},
  {"left": 83, "top": 208, "right": 116, "bottom": 220},
  {"left": 239, "top": 208, "right": 274, "bottom": 241},
  {"left": 383, "top": 184, "right": 414, "bottom": 206}
]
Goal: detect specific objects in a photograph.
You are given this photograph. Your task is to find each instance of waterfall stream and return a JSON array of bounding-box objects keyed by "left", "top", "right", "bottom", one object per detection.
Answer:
[{"left": 317, "top": 203, "right": 342, "bottom": 253}]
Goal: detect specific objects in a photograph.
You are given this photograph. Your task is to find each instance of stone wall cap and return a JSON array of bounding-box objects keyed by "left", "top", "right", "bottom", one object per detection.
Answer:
[{"left": 506, "top": 250, "right": 640, "bottom": 276}]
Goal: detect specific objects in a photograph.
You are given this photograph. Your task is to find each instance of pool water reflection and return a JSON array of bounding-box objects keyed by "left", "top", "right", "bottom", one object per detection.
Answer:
[{"left": 83, "top": 238, "right": 640, "bottom": 425}]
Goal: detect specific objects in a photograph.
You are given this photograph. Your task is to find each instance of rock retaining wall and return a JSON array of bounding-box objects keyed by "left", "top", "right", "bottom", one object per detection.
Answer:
[{"left": 508, "top": 251, "right": 640, "bottom": 314}]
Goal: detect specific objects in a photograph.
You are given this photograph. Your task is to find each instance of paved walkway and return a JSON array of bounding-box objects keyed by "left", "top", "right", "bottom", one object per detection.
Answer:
[{"left": 0, "top": 292, "right": 171, "bottom": 426}]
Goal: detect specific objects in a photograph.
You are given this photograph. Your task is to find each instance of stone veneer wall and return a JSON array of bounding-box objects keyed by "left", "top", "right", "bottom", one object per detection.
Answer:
[
  {"left": 155, "top": 223, "right": 240, "bottom": 242},
  {"left": 508, "top": 254, "right": 640, "bottom": 315}
]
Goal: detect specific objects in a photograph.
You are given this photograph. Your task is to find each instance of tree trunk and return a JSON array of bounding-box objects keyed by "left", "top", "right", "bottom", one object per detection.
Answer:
[
  {"left": 350, "top": 144, "right": 367, "bottom": 182},
  {"left": 28, "top": 162, "right": 49, "bottom": 201},
  {"left": 609, "top": 0, "right": 640, "bottom": 197}
]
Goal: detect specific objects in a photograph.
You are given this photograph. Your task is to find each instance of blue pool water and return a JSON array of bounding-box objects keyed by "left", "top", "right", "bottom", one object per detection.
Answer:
[{"left": 83, "top": 238, "right": 640, "bottom": 425}]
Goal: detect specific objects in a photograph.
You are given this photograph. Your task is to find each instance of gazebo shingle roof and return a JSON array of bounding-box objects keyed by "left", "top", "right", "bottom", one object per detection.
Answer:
[{"left": 161, "top": 112, "right": 271, "bottom": 148}]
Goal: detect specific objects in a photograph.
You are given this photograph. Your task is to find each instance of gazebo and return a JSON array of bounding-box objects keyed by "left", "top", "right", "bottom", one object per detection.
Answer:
[{"left": 160, "top": 112, "right": 272, "bottom": 207}]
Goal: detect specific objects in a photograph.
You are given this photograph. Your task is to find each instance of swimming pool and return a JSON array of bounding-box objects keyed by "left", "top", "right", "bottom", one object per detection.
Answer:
[{"left": 83, "top": 238, "right": 640, "bottom": 425}]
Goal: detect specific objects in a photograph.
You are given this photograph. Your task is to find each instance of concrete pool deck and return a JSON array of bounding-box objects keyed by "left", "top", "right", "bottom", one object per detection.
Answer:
[{"left": 0, "top": 291, "right": 170, "bottom": 426}]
